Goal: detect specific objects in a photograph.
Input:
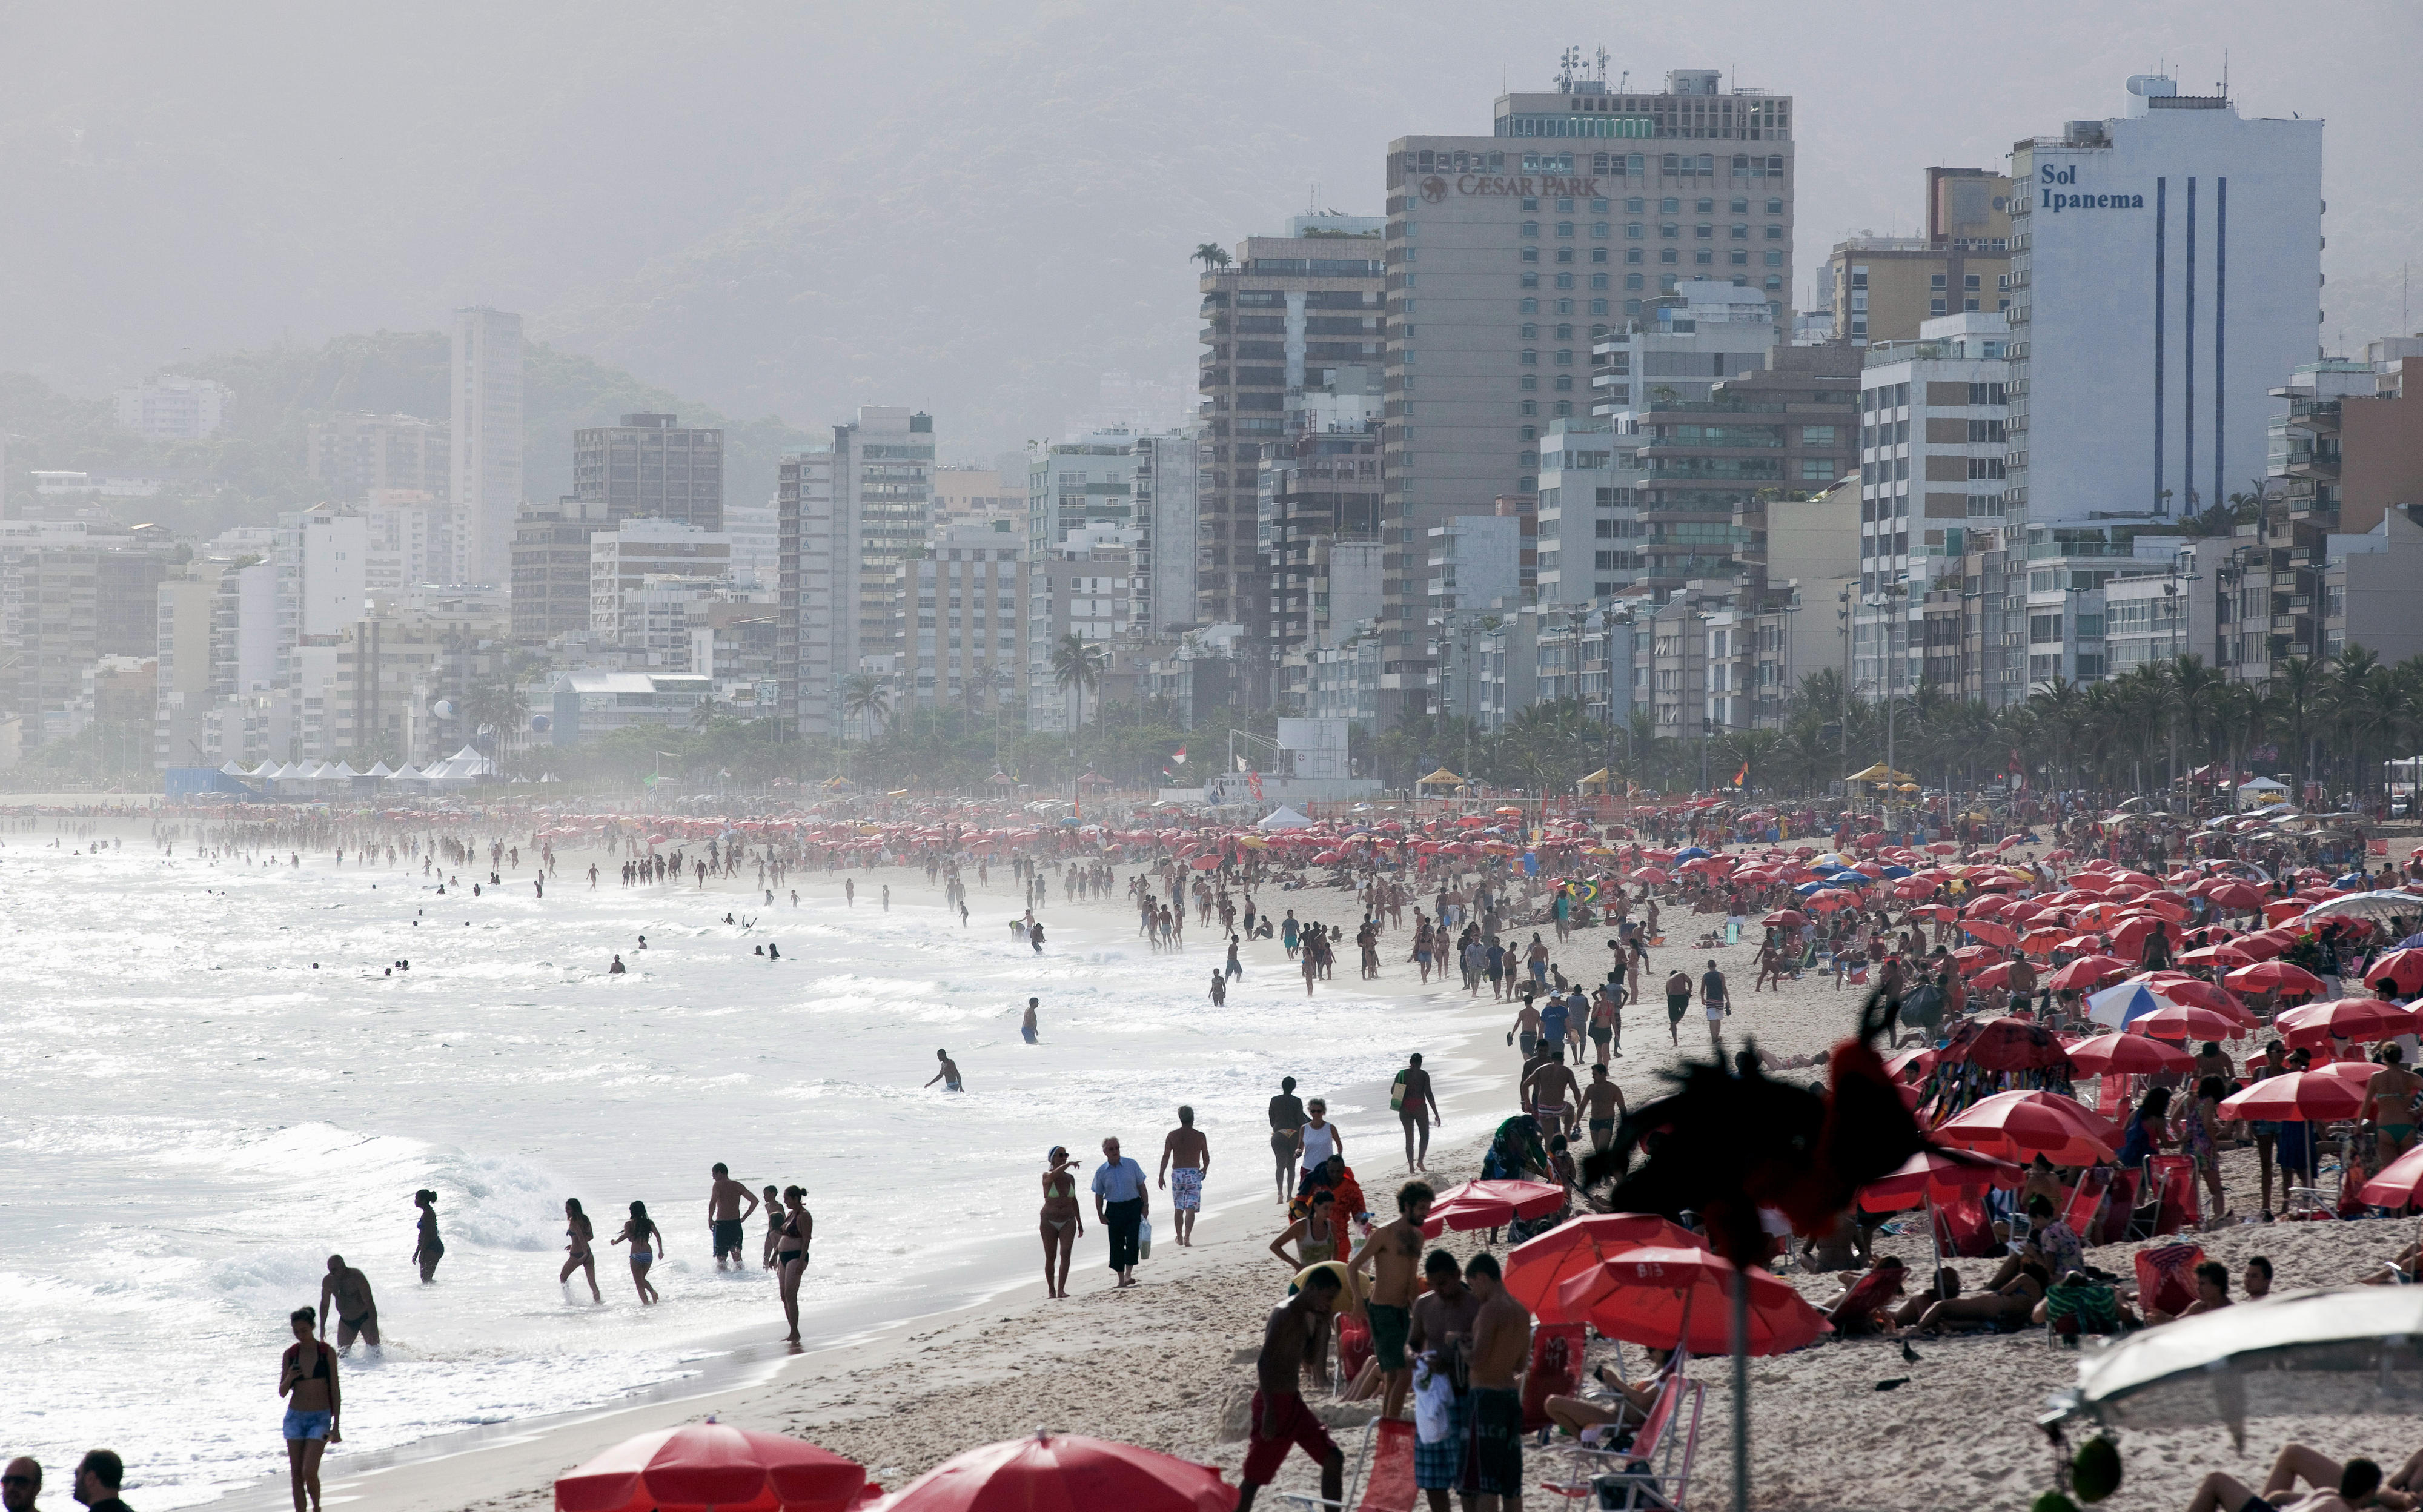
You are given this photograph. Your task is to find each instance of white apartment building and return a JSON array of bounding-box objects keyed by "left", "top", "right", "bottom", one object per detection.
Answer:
[
  {"left": 900, "top": 522, "right": 1027, "bottom": 712},
  {"left": 1025, "top": 429, "right": 1198, "bottom": 639},
  {"left": 723, "top": 496, "right": 778, "bottom": 589},
  {"left": 114, "top": 375, "right": 230, "bottom": 440},
  {"left": 776, "top": 445, "right": 838, "bottom": 735},
  {"left": 1028, "top": 525, "right": 1138, "bottom": 732},
  {"left": 2007, "top": 75, "right": 2324, "bottom": 524},
  {"left": 449, "top": 307, "right": 525, "bottom": 586},
  {"left": 1852, "top": 311, "right": 2012, "bottom": 698},
  {"left": 362, "top": 491, "right": 452, "bottom": 592},
  {"left": 588, "top": 519, "right": 732, "bottom": 649}
]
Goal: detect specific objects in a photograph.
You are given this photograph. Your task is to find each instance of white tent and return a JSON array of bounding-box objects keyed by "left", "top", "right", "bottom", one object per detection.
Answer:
[
  {"left": 218, "top": 761, "right": 248, "bottom": 777},
  {"left": 365, "top": 761, "right": 394, "bottom": 778},
  {"left": 2237, "top": 777, "right": 2291, "bottom": 811},
  {"left": 1257, "top": 805, "right": 1314, "bottom": 831}
]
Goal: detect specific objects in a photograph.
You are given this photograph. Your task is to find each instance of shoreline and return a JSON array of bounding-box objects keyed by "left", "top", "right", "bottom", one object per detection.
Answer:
[{"left": 199, "top": 858, "right": 1523, "bottom": 1512}]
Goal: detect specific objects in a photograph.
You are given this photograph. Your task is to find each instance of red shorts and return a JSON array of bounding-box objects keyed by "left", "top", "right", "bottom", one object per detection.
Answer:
[{"left": 1242, "top": 1390, "right": 1339, "bottom": 1485}]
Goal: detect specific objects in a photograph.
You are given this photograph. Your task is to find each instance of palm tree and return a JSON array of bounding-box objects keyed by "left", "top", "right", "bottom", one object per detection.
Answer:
[
  {"left": 1049, "top": 633, "right": 1104, "bottom": 733},
  {"left": 840, "top": 672, "right": 890, "bottom": 744},
  {"left": 2267, "top": 657, "right": 2326, "bottom": 795},
  {"left": 1192, "top": 242, "right": 1231, "bottom": 275}
]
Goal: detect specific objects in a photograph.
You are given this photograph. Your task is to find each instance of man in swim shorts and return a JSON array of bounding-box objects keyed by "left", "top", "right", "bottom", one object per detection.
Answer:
[
  {"left": 1664, "top": 967, "right": 1694, "bottom": 1047},
  {"left": 318, "top": 1255, "right": 379, "bottom": 1349},
  {"left": 706, "top": 1162, "right": 760, "bottom": 1272},
  {"left": 924, "top": 1049, "right": 964, "bottom": 1092},
  {"left": 1158, "top": 1106, "right": 1209, "bottom": 1247},
  {"left": 1347, "top": 1180, "right": 1434, "bottom": 1423},
  {"left": 1580, "top": 1063, "right": 1627, "bottom": 1154}
]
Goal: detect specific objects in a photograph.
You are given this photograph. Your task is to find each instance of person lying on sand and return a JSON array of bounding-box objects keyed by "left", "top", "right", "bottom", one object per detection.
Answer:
[
  {"left": 2183, "top": 1444, "right": 2394, "bottom": 1512},
  {"left": 1915, "top": 1260, "right": 2049, "bottom": 1335}
]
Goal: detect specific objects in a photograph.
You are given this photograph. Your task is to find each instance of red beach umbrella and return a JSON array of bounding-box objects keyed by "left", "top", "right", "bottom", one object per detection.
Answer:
[
  {"left": 1962, "top": 918, "right": 2019, "bottom": 948},
  {"left": 2066, "top": 1033, "right": 2192, "bottom": 1076},
  {"left": 2368, "top": 949, "right": 2423, "bottom": 996},
  {"left": 555, "top": 1424, "right": 867, "bottom": 1512},
  {"left": 1505, "top": 1213, "right": 1709, "bottom": 1321},
  {"left": 2224, "top": 960, "right": 2327, "bottom": 996},
  {"left": 2360, "top": 1144, "right": 2423, "bottom": 1208},
  {"left": 1760, "top": 909, "right": 1807, "bottom": 928},
  {"left": 2275, "top": 997, "right": 2411, "bottom": 1047},
  {"left": 1855, "top": 1147, "right": 2020, "bottom": 1212},
  {"left": 1421, "top": 1179, "right": 1566, "bottom": 1238},
  {"left": 1553, "top": 1247, "right": 1829, "bottom": 1356},
  {"left": 2130, "top": 1003, "right": 2247, "bottom": 1041},
  {"left": 877, "top": 1432, "right": 1231, "bottom": 1512},
  {"left": 1934, "top": 1089, "right": 2120, "bottom": 1166},
  {"left": 2046, "top": 955, "right": 2128, "bottom": 992},
  {"left": 2217, "top": 1072, "right": 2365, "bottom": 1123}
]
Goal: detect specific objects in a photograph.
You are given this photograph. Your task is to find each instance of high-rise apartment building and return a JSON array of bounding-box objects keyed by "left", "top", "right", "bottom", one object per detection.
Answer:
[
  {"left": 1196, "top": 213, "right": 1385, "bottom": 692},
  {"left": 2006, "top": 75, "right": 2323, "bottom": 524},
  {"left": 114, "top": 376, "right": 231, "bottom": 440},
  {"left": 1381, "top": 66, "right": 1796, "bottom": 721},
  {"left": 835, "top": 408, "right": 935, "bottom": 685},
  {"left": 588, "top": 519, "right": 733, "bottom": 650},
  {"left": 572, "top": 413, "right": 726, "bottom": 532},
  {"left": 449, "top": 307, "right": 525, "bottom": 586},
  {"left": 509, "top": 499, "right": 614, "bottom": 646},
  {"left": 1826, "top": 169, "right": 2015, "bottom": 347},
  {"left": 1025, "top": 429, "right": 1199, "bottom": 642},
  {"left": 895, "top": 522, "right": 1028, "bottom": 715},
  {"left": 775, "top": 446, "right": 836, "bottom": 734},
  {"left": 307, "top": 413, "right": 450, "bottom": 501}
]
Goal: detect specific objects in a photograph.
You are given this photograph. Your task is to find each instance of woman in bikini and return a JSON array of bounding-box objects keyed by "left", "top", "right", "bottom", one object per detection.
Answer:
[
  {"left": 561, "top": 1198, "right": 600, "bottom": 1302},
  {"left": 1041, "top": 1148, "right": 1083, "bottom": 1298},
  {"left": 411, "top": 1189, "right": 443, "bottom": 1283},
  {"left": 614, "top": 1200, "right": 663, "bottom": 1305},
  {"left": 279, "top": 1305, "right": 341, "bottom": 1512},
  {"left": 775, "top": 1184, "right": 813, "bottom": 1342},
  {"left": 1268, "top": 1188, "right": 1341, "bottom": 1269}
]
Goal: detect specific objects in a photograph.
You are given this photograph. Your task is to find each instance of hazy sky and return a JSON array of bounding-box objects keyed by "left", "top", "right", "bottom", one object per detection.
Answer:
[{"left": 4, "top": 0, "right": 2416, "bottom": 458}]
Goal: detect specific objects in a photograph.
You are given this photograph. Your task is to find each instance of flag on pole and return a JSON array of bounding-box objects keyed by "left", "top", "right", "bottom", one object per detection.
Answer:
[
  {"left": 1172, "top": 745, "right": 1187, "bottom": 764},
  {"left": 1733, "top": 761, "right": 1748, "bottom": 787}
]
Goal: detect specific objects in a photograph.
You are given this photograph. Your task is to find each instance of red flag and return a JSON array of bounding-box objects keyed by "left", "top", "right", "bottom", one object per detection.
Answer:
[
  {"left": 1248, "top": 771, "right": 1264, "bottom": 800},
  {"left": 1732, "top": 761, "right": 1748, "bottom": 787}
]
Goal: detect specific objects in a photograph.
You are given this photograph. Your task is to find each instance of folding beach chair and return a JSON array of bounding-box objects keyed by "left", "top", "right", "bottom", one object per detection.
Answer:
[
  {"left": 1276, "top": 1416, "right": 1418, "bottom": 1512},
  {"left": 1536, "top": 1370, "right": 1707, "bottom": 1510},
  {"left": 2149, "top": 1153, "right": 2199, "bottom": 1234}
]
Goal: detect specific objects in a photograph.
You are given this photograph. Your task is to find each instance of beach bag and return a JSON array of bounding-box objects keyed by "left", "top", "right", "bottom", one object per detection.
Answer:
[
  {"left": 1390, "top": 1071, "right": 1408, "bottom": 1112},
  {"left": 1520, "top": 1323, "right": 1586, "bottom": 1431},
  {"left": 1138, "top": 1219, "right": 1153, "bottom": 1260}
]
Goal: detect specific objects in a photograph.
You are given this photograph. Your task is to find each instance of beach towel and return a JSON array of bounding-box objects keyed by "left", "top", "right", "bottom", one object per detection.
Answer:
[
  {"left": 2135, "top": 1242, "right": 2205, "bottom": 1318},
  {"left": 1520, "top": 1323, "right": 1586, "bottom": 1431}
]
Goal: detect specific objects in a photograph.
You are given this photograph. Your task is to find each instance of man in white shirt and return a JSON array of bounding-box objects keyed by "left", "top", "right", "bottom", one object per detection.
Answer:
[{"left": 1092, "top": 1136, "right": 1151, "bottom": 1289}]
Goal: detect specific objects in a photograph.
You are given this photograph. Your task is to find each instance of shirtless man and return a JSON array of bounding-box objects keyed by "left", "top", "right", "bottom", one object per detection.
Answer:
[
  {"left": 707, "top": 1162, "right": 761, "bottom": 1272},
  {"left": 317, "top": 1255, "right": 378, "bottom": 1350},
  {"left": 2368, "top": 1046, "right": 2423, "bottom": 1168},
  {"left": 1662, "top": 967, "right": 1694, "bottom": 1047},
  {"left": 1408, "top": 1248, "right": 1483, "bottom": 1511},
  {"left": 1464, "top": 1253, "right": 1531, "bottom": 1512},
  {"left": 1235, "top": 1268, "right": 1347, "bottom": 1512},
  {"left": 2183, "top": 1448, "right": 2383, "bottom": 1512},
  {"left": 1508, "top": 998, "right": 1543, "bottom": 1061},
  {"left": 1346, "top": 1181, "right": 1434, "bottom": 1422},
  {"left": 1524, "top": 1053, "right": 1580, "bottom": 1141},
  {"left": 1579, "top": 1063, "right": 1627, "bottom": 1155},
  {"left": 924, "top": 1049, "right": 964, "bottom": 1092},
  {"left": 1158, "top": 1106, "right": 1210, "bottom": 1246},
  {"left": 1396, "top": 1053, "right": 1442, "bottom": 1172}
]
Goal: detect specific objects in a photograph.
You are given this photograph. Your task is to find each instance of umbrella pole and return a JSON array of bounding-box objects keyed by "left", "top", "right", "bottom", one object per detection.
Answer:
[{"left": 1730, "top": 1270, "right": 1751, "bottom": 1512}]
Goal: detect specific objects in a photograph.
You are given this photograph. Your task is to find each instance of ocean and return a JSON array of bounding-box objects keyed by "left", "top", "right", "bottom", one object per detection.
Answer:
[{"left": 0, "top": 833, "right": 1461, "bottom": 1505}]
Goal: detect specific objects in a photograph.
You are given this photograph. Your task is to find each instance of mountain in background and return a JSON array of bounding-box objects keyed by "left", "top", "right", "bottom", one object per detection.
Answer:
[{"left": 0, "top": 334, "right": 821, "bottom": 540}]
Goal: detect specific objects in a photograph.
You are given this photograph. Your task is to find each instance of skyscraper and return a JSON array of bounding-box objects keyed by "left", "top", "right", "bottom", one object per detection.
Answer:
[
  {"left": 2005, "top": 75, "right": 2323, "bottom": 523},
  {"left": 449, "top": 307, "right": 525, "bottom": 587},
  {"left": 1381, "top": 65, "right": 1797, "bottom": 721},
  {"left": 571, "top": 413, "right": 725, "bottom": 531}
]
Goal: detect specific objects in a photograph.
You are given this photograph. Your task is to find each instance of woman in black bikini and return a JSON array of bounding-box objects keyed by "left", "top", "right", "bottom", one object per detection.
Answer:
[
  {"left": 775, "top": 1185, "right": 812, "bottom": 1342},
  {"left": 613, "top": 1200, "right": 662, "bottom": 1305},
  {"left": 411, "top": 1190, "right": 443, "bottom": 1283},
  {"left": 1040, "top": 1147, "right": 1084, "bottom": 1298},
  {"left": 278, "top": 1306, "right": 340, "bottom": 1512},
  {"left": 561, "top": 1198, "right": 600, "bottom": 1302}
]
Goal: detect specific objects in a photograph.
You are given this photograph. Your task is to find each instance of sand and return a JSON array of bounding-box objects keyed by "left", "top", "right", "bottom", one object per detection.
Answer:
[{"left": 266, "top": 843, "right": 2423, "bottom": 1512}]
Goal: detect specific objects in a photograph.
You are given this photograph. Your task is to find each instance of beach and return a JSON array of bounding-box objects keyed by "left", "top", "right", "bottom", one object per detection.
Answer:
[{"left": 13, "top": 818, "right": 2423, "bottom": 1512}]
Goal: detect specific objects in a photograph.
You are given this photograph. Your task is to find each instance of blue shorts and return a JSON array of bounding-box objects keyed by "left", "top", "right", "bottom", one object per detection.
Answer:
[{"left": 284, "top": 1408, "right": 333, "bottom": 1441}]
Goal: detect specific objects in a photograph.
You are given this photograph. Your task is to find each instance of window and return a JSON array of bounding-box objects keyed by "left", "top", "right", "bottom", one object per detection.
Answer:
[
  {"left": 1554, "top": 374, "right": 1574, "bottom": 390},
  {"left": 1520, "top": 375, "right": 1539, "bottom": 390},
  {"left": 1625, "top": 248, "right": 1643, "bottom": 265},
  {"left": 1930, "top": 299, "right": 1947, "bottom": 316},
  {"left": 1660, "top": 223, "right": 1679, "bottom": 239},
  {"left": 1555, "top": 299, "right": 1573, "bottom": 316},
  {"left": 1520, "top": 323, "right": 1539, "bottom": 339},
  {"left": 1729, "top": 199, "right": 1748, "bottom": 213},
  {"left": 1730, "top": 251, "right": 1748, "bottom": 265},
  {"left": 1591, "top": 198, "right": 1608, "bottom": 212},
  {"left": 1520, "top": 297, "right": 1537, "bottom": 313},
  {"left": 1849, "top": 266, "right": 1869, "bottom": 289},
  {"left": 1555, "top": 348, "right": 1573, "bottom": 365},
  {"left": 1626, "top": 197, "right": 1644, "bottom": 213},
  {"left": 1556, "top": 272, "right": 1574, "bottom": 288},
  {"left": 1591, "top": 247, "right": 1608, "bottom": 263},
  {"left": 1967, "top": 419, "right": 2006, "bottom": 443},
  {"left": 1519, "top": 425, "right": 1537, "bottom": 440},
  {"left": 1556, "top": 248, "right": 1574, "bottom": 263},
  {"left": 1520, "top": 349, "right": 1539, "bottom": 364},
  {"left": 1659, "top": 197, "right": 1679, "bottom": 213},
  {"left": 1694, "top": 250, "right": 1714, "bottom": 265},
  {"left": 1624, "top": 299, "right": 1642, "bottom": 315},
  {"left": 1590, "top": 298, "right": 1608, "bottom": 314},
  {"left": 1556, "top": 222, "right": 1575, "bottom": 238},
  {"left": 1763, "top": 251, "right": 1783, "bottom": 267},
  {"left": 1521, "top": 272, "right": 1539, "bottom": 288},
  {"left": 1555, "top": 400, "right": 1574, "bottom": 416},
  {"left": 1966, "top": 382, "right": 2008, "bottom": 405},
  {"left": 1730, "top": 224, "right": 1748, "bottom": 240},
  {"left": 1659, "top": 250, "right": 1677, "bottom": 265},
  {"left": 1965, "top": 274, "right": 1981, "bottom": 291},
  {"left": 1625, "top": 273, "right": 1643, "bottom": 290},
  {"left": 1694, "top": 224, "right": 1713, "bottom": 239},
  {"left": 1800, "top": 425, "right": 1837, "bottom": 445},
  {"left": 1763, "top": 225, "right": 1783, "bottom": 240},
  {"left": 1555, "top": 323, "right": 1573, "bottom": 339},
  {"left": 1592, "top": 222, "right": 1609, "bottom": 238},
  {"left": 1695, "top": 199, "right": 1714, "bottom": 213},
  {"left": 1800, "top": 458, "right": 1834, "bottom": 481},
  {"left": 1766, "top": 199, "right": 1783, "bottom": 214},
  {"left": 1520, "top": 222, "right": 1540, "bottom": 238},
  {"left": 1930, "top": 274, "right": 1947, "bottom": 291},
  {"left": 1522, "top": 248, "right": 1539, "bottom": 262},
  {"left": 1520, "top": 400, "right": 1538, "bottom": 416},
  {"left": 1589, "top": 273, "right": 1608, "bottom": 288},
  {"left": 1522, "top": 197, "right": 1539, "bottom": 211},
  {"left": 1625, "top": 222, "right": 1643, "bottom": 239},
  {"left": 1966, "top": 457, "right": 2007, "bottom": 479}
]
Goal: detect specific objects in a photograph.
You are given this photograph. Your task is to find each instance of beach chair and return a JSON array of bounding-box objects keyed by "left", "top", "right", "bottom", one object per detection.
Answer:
[
  {"left": 2135, "top": 1241, "right": 2205, "bottom": 1318},
  {"left": 1274, "top": 1416, "right": 1417, "bottom": 1512},
  {"left": 1522, "top": 1322, "right": 1589, "bottom": 1431},
  {"left": 2149, "top": 1153, "right": 2199, "bottom": 1233},
  {"left": 1535, "top": 1370, "right": 1706, "bottom": 1510}
]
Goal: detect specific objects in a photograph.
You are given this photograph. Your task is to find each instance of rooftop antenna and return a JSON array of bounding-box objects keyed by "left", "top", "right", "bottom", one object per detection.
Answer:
[{"left": 1596, "top": 48, "right": 1609, "bottom": 83}]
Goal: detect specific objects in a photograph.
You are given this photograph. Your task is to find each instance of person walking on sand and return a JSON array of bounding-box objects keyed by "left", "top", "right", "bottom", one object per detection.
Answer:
[
  {"left": 1701, "top": 958, "right": 1731, "bottom": 1047},
  {"left": 1269, "top": 1077, "right": 1308, "bottom": 1203},
  {"left": 1092, "top": 1136, "right": 1150, "bottom": 1288},
  {"left": 1663, "top": 966, "right": 1694, "bottom": 1047},
  {"left": 279, "top": 1308, "right": 341, "bottom": 1512},
  {"left": 411, "top": 1189, "right": 443, "bottom": 1283},
  {"left": 1296, "top": 1099, "right": 1341, "bottom": 1190},
  {"left": 1041, "top": 1147, "right": 1084, "bottom": 1297},
  {"left": 1464, "top": 1253, "right": 1532, "bottom": 1510},
  {"left": 317, "top": 1256, "right": 378, "bottom": 1351},
  {"left": 1394, "top": 1053, "right": 1442, "bottom": 1172},
  {"left": 1158, "top": 1107, "right": 1210, "bottom": 1247},
  {"left": 707, "top": 1163, "right": 760, "bottom": 1272},
  {"left": 613, "top": 1201, "right": 663, "bottom": 1305},
  {"left": 561, "top": 1198, "right": 601, "bottom": 1302},
  {"left": 1346, "top": 1180, "right": 1435, "bottom": 1424},
  {"left": 925, "top": 1049, "right": 964, "bottom": 1092},
  {"left": 1234, "top": 1268, "right": 1347, "bottom": 1512},
  {"left": 774, "top": 1185, "right": 812, "bottom": 1341},
  {"left": 1580, "top": 1063, "right": 1627, "bottom": 1155}
]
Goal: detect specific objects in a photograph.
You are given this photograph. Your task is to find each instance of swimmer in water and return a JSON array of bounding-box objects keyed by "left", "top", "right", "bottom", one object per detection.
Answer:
[
  {"left": 925, "top": 1049, "right": 964, "bottom": 1092},
  {"left": 612, "top": 1200, "right": 662, "bottom": 1305}
]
